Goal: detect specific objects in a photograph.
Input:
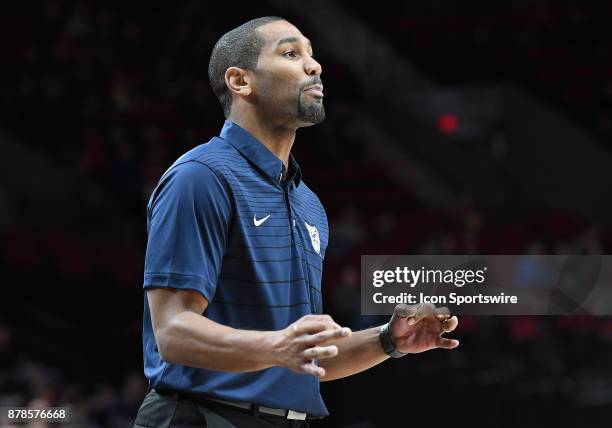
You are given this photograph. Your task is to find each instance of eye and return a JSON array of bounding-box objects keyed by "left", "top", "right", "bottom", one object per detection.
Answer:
[{"left": 283, "top": 50, "right": 298, "bottom": 59}]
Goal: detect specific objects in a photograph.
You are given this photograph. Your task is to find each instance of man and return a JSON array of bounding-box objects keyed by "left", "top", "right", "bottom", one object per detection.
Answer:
[{"left": 134, "top": 16, "right": 459, "bottom": 428}]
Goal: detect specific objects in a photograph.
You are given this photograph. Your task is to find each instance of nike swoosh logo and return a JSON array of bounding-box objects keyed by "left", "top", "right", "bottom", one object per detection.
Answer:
[{"left": 253, "top": 214, "right": 271, "bottom": 226}]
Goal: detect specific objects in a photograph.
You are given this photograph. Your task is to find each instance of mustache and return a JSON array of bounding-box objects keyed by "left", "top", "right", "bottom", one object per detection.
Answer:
[{"left": 300, "top": 76, "right": 323, "bottom": 90}]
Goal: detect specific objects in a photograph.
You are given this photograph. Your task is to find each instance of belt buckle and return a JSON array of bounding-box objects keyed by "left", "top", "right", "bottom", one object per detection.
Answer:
[
  {"left": 256, "top": 405, "right": 307, "bottom": 420},
  {"left": 287, "top": 410, "right": 307, "bottom": 420}
]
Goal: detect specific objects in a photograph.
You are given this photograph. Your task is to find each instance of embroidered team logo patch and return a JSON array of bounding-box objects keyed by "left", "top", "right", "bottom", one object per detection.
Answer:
[{"left": 304, "top": 221, "right": 320, "bottom": 255}]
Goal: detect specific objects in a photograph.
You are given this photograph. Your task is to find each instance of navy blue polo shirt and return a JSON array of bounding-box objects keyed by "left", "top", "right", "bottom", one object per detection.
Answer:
[{"left": 142, "top": 120, "right": 329, "bottom": 417}]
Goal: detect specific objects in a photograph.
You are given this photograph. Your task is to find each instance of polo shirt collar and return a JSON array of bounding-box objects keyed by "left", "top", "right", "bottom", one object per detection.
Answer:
[{"left": 219, "top": 120, "right": 302, "bottom": 187}]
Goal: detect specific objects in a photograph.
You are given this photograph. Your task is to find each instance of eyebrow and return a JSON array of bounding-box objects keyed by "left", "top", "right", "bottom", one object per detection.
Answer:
[{"left": 276, "top": 37, "right": 313, "bottom": 52}]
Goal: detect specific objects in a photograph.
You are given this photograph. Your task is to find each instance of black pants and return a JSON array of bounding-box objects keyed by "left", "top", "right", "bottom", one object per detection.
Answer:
[{"left": 133, "top": 390, "right": 311, "bottom": 428}]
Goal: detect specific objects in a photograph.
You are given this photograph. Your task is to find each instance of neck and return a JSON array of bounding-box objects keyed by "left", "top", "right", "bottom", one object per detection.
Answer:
[{"left": 228, "top": 112, "right": 296, "bottom": 170}]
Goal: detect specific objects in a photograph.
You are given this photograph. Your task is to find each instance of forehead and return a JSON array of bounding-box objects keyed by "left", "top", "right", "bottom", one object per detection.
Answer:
[{"left": 256, "top": 20, "right": 310, "bottom": 49}]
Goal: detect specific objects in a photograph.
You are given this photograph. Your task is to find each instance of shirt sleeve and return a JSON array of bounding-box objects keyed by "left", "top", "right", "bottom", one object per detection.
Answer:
[{"left": 143, "top": 160, "right": 232, "bottom": 302}]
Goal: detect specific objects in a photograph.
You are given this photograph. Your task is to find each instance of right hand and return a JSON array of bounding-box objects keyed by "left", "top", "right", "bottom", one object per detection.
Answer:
[{"left": 268, "top": 314, "right": 351, "bottom": 378}]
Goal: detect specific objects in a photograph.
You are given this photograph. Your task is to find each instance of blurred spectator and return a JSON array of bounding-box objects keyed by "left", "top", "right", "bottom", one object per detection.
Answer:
[{"left": 328, "top": 206, "right": 365, "bottom": 257}]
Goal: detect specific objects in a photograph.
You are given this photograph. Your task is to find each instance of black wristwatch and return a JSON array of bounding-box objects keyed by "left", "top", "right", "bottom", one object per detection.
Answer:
[{"left": 379, "top": 323, "right": 406, "bottom": 358}]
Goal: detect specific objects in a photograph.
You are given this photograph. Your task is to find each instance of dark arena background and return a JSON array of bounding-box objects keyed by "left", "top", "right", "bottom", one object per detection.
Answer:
[{"left": 2, "top": 1, "right": 612, "bottom": 427}]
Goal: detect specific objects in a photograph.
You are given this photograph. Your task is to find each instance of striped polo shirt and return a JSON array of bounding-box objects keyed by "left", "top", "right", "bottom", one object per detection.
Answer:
[{"left": 142, "top": 120, "right": 329, "bottom": 417}]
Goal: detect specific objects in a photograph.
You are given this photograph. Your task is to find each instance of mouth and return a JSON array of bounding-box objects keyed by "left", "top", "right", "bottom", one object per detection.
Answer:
[{"left": 303, "top": 84, "right": 324, "bottom": 98}]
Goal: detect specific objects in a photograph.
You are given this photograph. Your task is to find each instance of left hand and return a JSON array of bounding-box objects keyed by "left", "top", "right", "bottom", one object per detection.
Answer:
[{"left": 388, "top": 303, "right": 459, "bottom": 354}]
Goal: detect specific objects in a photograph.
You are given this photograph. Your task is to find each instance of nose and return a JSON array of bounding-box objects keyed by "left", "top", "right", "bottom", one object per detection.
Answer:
[{"left": 304, "top": 56, "right": 322, "bottom": 76}]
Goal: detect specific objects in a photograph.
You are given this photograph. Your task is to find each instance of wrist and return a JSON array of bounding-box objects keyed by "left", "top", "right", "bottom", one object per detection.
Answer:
[
  {"left": 261, "top": 330, "right": 281, "bottom": 367},
  {"left": 379, "top": 323, "right": 406, "bottom": 358}
]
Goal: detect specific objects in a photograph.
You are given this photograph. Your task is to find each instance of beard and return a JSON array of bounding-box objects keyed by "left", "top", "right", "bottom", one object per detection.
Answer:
[
  {"left": 297, "top": 77, "right": 325, "bottom": 124},
  {"left": 297, "top": 94, "right": 325, "bottom": 124},
  {"left": 255, "top": 74, "right": 326, "bottom": 125}
]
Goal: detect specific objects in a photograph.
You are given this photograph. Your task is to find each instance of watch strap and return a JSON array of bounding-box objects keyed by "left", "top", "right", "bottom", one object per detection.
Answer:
[{"left": 379, "top": 322, "right": 406, "bottom": 358}]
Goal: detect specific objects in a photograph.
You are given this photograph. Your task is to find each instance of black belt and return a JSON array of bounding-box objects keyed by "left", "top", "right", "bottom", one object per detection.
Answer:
[{"left": 152, "top": 388, "right": 308, "bottom": 420}]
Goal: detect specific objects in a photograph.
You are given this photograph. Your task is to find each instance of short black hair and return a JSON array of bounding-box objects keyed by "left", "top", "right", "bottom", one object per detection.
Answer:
[{"left": 208, "top": 16, "right": 285, "bottom": 118}]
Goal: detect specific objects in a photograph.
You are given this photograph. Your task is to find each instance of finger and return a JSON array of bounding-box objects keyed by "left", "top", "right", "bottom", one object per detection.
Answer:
[
  {"left": 435, "top": 306, "right": 451, "bottom": 320},
  {"left": 300, "top": 361, "right": 326, "bottom": 378},
  {"left": 301, "top": 315, "right": 342, "bottom": 330},
  {"left": 440, "top": 316, "right": 458, "bottom": 333},
  {"left": 302, "top": 345, "right": 338, "bottom": 360},
  {"left": 303, "top": 327, "right": 352, "bottom": 347},
  {"left": 291, "top": 320, "right": 339, "bottom": 337},
  {"left": 436, "top": 337, "right": 460, "bottom": 349},
  {"left": 290, "top": 321, "right": 326, "bottom": 336}
]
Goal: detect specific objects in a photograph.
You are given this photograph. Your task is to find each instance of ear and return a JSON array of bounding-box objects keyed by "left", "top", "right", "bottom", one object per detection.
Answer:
[{"left": 225, "top": 67, "right": 253, "bottom": 97}]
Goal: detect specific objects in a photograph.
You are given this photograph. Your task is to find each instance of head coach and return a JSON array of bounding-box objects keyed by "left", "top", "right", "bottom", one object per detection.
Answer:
[{"left": 133, "top": 16, "right": 460, "bottom": 428}]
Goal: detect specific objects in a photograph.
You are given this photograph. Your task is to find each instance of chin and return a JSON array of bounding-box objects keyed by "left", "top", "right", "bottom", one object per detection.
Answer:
[
  {"left": 297, "top": 106, "right": 325, "bottom": 127},
  {"left": 297, "top": 115, "right": 325, "bottom": 128}
]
